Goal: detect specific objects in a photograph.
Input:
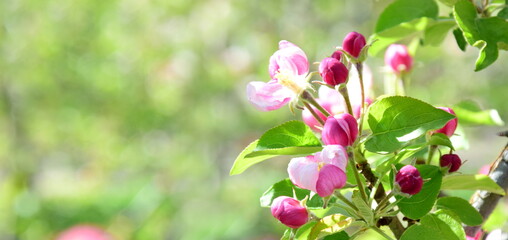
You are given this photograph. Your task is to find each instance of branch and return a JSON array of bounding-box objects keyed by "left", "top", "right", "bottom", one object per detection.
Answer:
[
  {"left": 358, "top": 162, "right": 405, "bottom": 239},
  {"left": 464, "top": 132, "right": 508, "bottom": 237}
]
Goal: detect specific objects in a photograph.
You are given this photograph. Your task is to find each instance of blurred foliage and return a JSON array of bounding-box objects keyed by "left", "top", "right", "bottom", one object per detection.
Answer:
[{"left": 0, "top": 0, "right": 506, "bottom": 239}]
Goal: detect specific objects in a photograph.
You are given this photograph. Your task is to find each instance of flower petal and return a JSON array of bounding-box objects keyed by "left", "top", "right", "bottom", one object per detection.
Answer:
[
  {"left": 269, "top": 41, "right": 309, "bottom": 78},
  {"left": 316, "top": 145, "right": 348, "bottom": 172},
  {"left": 246, "top": 81, "right": 292, "bottom": 111},
  {"left": 288, "top": 157, "right": 319, "bottom": 192},
  {"left": 316, "top": 164, "right": 347, "bottom": 197}
]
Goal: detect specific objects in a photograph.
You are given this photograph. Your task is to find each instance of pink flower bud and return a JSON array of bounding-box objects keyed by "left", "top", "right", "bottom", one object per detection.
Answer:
[
  {"left": 331, "top": 50, "right": 343, "bottom": 61},
  {"left": 342, "top": 32, "right": 366, "bottom": 58},
  {"left": 384, "top": 44, "right": 413, "bottom": 74},
  {"left": 395, "top": 165, "right": 423, "bottom": 195},
  {"left": 440, "top": 154, "right": 462, "bottom": 173},
  {"left": 56, "top": 225, "right": 112, "bottom": 240},
  {"left": 322, "top": 114, "right": 358, "bottom": 146},
  {"left": 319, "top": 57, "right": 349, "bottom": 86},
  {"left": 435, "top": 107, "right": 458, "bottom": 137},
  {"left": 270, "top": 196, "right": 309, "bottom": 228}
]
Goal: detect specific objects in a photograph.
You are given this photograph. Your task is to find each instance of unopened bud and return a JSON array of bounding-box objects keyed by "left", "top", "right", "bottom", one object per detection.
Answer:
[
  {"left": 435, "top": 107, "right": 458, "bottom": 137},
  {"left": 331, "top": 50, "right": 343, "bottom": 61},
  {"left": 395, "top": 165, "right": 423, "bottom": 195},
  {"left": 342, "top": 32, "right": 366, "bottom": 58},
  {"left": 385, "top": 44, "right": 413, "bottom": 74},
  {"left": 440, "top": 154, "right": 462, "bottom": 173},
  {"left": 270, "top": 196, "right": 309, "bottom": 228},
  {"left": 322, "top": 114, "right": 358, "bottom": 146},
  {"left": 319, "top": 57, "right": 349, "bottom": 86}
]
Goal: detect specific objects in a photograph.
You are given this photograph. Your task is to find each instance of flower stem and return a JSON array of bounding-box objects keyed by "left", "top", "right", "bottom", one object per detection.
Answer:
[
  {"left": 339, "top": 86, "right": 354, "bottom": 115},
  {"left": 426, "top": 145, "right": 437, "bottom": 165},
  {"left": 334, "top": 191, "right": 359, "bottom": 211},
  {"left": 375, "top": 191, "right": 394, "bottom": 212},
  {"left": 356, "top": 63, "right": 366, "bottom": 135},
  {"left": 371, "top": 226, "right": 394, "bottom": 240},
  {"left": 302, "top": 101, "right": 325, "bottom": 125},
  {"left": 349, "top": 151, "right": 368, "bottom": 202},
  {"left": 302, "top": 91, "right": 331, "bottom": 117}
]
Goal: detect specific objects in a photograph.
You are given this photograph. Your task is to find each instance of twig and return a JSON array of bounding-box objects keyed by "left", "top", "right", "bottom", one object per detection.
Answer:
[{"left": 464, "top": 133, "right": 508, "bottom": 237}]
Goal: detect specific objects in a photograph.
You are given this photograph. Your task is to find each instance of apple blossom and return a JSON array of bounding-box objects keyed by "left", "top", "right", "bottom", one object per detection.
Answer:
[
  {"left": 434, "top": 107, "right": 458, "bottom": 137},
  {"left": 322, "top": 114, "right": 358, "bottom": 146},
  {"left": 385, "top": 44, "right": 413, "bottom": 74},
  {"left": 271, "top": 196, "right": 309, "bottom": 228},
  {"left": 395, "top": 165, "right": 423, "bottom": 195}
]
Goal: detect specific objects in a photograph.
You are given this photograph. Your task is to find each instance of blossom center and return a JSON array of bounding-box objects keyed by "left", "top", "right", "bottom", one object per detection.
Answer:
[{"left": 274, "top": 70, "right": 307, "bottom": 95}]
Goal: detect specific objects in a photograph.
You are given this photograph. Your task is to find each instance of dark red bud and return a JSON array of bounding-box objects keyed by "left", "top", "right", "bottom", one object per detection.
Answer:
[
  {"left": 440, "top": 154, "right": 462, "bottom": 173},
  {"left": 342, "top": 32, "right": 366, "bottom": 58},
  {"left": 395, "top": 165, "right": 423, "bottom": 195},
  {"left": 319, "top": 57, "right": 349, "bottom": 86}
]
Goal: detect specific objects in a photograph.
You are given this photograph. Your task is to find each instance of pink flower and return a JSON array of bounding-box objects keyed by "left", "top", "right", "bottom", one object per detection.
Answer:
[
  {"left": 56, "top": 225, "right": 112, "bottom": 240},
  {"left": 353, "top": 97, "right": 373, "bottom": 119},
  {"left": 322, "top": 114, "right": 358, "bottom": 146},
  {"left": 395, "top": 165, "right": 423, "bottom": 195},
  {"left": 342, "top": 32, "right": 366, "bottom": 58},
  {"left": 319, "top": 57, "right": 349, "bottom": 86},
  {"left": 440, "top": 154, "right": 462, "bottom": 173},
  {"left": 385, "top": 44, "right": 413, "bottom": 74},
  {"left": 434, "top": 107, "right": 458, "bottom": 137},
  {"left": 247, "top": 40, "right": 309, "bottom": 111},
  {"left": 288, "top": 145, "right": 348, "bottom": 197},
  {"left": 271, "top": 196, "right": 309, "bottom": 228},
  {"left": 479, "top": 165, "right": 491, "bottom": 175}
]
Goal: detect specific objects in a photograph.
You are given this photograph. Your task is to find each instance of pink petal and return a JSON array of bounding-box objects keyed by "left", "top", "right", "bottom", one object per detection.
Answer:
[
  {"left": 316, "top": 145, "right": 348, "bottom": 172},
  {"left": 318, "top": 86, "right": 346, "bottom": 115},
  {"left": 246, "top": 81, "right": 292, "bottom": 111},
  {"left": 316, "top": 164, "right": 347, "bottom": 197},
  {"left": 269, "top": 41, "right": 309, "bottom": 78},
  {"left": 302, "top": 99, "right": 331, "bottom": 131},
  {"left": 288, "top": 157, "right": 319, "bottom": 192}
]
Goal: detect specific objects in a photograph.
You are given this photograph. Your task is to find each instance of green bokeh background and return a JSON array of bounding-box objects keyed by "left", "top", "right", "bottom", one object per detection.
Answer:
[{"left": 1, "top": 0, "right": 507, "bottom": 239}]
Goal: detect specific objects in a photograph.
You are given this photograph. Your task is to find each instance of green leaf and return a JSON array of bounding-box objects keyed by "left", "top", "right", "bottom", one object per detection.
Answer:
[
  {"left": 436, "top": 196, "right": 483, "bottom": 226},
  {"left": 396, "top": 165, "right": 443, "bottom": 219},
  {"left": 401, "top": 212, "right": 464, "bottom": 240},
  {"left": 452, "top": 28, "right": 467, "bottom": 51},
  {"left": 375, "top": 0, "right": 438, "bottom": 33},
  {"left": 438, "top": 0, "right": 458, "bottom": 7},
  {"left": 453, "top": 100, "right": 504, "bottom": 126},
  {"left": 308, "top": 214, "right": 353, "bottom": 240},
  {"left": 230, "top": 121, "right": 323, "bottom": 175},
  {"left": 498, "top": 0, "right": 508, "bottom": 19},
  {"left": 453, "top": 0, "right": 508, "bottom": 71},
  {"left": 230, "top": 140, "right": 276, "bottom": 175},
  {"left": 365, "top": 96, "right": 455, "bottom": 153},
  {"left": 255, "top": 120, "right": 322, "bottom": 151},
  {"left": 322, "top": 231, "right": 350, "bottom": 240},
  {"left": 260, "top": 179, "right": 324, "bottom": 209},
  {"left": 351, "top": 190, "right": 374, "bottom": 226},
  {"left": 434, "top": 209, "right": 467, "bottom": 240},
  {"left": 295, "top": 221, "right": 317, "bottom": 240},
  {"left": 423, "top": 19, "right": 456, "bottom": 46},
  {"left": 369, "top": 17, "right": 433, "bottom": 56},
  {"left": 428, "top": 133, "right": 454, "bottom": 150},
  {"left": 442, "top": 174, "right": 506, "bottom": 195},
  {"left": 281, "top": 228, "right": 292, "bottom": 240}
]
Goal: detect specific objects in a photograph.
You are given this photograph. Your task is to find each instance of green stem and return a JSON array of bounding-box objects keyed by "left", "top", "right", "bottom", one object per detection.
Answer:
[
  {"left": 302, "top": 101, "right": 325, "bottom": 125},
  {"left": 371, "top": 226, "right": 394, "bottom": 240},
  {"left": 349, "top": 152, "right": 368, "bottom": 202},
  {"left": 339, "top": 86, "right": 354, "bottom": 115},
  {"left": 302, "top": 91, "right": 331, "bottom": 117},
  {"left": 334, "top": 191, "right": 359, "bottom": 211},
  {"left": 356, "top": 63, "right": 366, "bottom": 135},
  {"left": 375, "top": 192, "right": 394, "bottom": 212},
  {"left": 426, "top": 145, "right": 437, "bottom": 165}
]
